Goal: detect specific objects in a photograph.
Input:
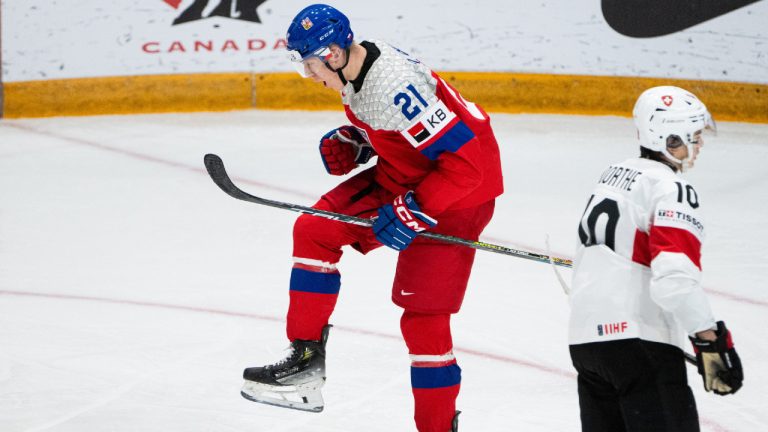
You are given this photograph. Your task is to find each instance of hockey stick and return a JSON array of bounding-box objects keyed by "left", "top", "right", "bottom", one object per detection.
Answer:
[
  {"left": 203, "top": 154, "right": 573, "bottom": 268},
  {"left": 204, "top": 154, "right": 696, "bottom": 366}
]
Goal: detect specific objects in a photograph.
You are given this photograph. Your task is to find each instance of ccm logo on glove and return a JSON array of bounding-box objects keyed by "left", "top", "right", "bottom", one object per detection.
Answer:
[
  {"left": 394, "top": 195, "right": 430, "bottom": 232},
  {"left": 373, "top": 191, "right": 437, "bottom": 251}
]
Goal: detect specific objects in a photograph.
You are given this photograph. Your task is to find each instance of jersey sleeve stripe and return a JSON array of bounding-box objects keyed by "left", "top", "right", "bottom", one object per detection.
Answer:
[
  {"left": 649, "top": 225, "right": 702, "bottom": 270},
  {"left": 419, "top": 120, "right": 476, "bottom": 161}
]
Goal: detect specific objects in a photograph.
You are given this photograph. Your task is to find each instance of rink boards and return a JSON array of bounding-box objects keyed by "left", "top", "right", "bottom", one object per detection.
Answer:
[{"left": 3, "top": 72, "right": 767, "bottom": 122}]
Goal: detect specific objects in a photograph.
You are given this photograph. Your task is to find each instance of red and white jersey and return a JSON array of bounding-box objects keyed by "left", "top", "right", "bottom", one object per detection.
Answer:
[
  {"left": 341, "top": 41, "right": 503, "bottom": 216},
  {"left": 569, "top": 157, "right": 716, "bottom": 348}
]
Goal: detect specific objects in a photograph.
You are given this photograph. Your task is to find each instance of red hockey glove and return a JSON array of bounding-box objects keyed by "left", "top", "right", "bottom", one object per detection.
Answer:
[
  {"left": 319, "top": 126, "right": 374, "bottom": 175},
  {"left": 689, "top": 321, "right": 743, "bottom": 395},
  {"left": 373, "top": 191, "right": 437, "bottom": 251}
]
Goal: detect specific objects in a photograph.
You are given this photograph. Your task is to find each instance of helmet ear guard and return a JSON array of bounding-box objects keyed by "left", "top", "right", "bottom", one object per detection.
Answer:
[{"left": 632, "top": 86, "right": 715, "bottom": 170}]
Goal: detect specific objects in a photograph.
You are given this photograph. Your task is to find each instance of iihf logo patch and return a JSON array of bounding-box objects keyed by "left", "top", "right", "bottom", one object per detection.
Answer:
[
  {"left": 301, "top": 17, "right": 313, "bottom": 30},
  {"left": 662, "top": 95, "right": 674, "bottom": 107},
  {"left": 598, "top": 322, "right": 628, "bottom": 336}
]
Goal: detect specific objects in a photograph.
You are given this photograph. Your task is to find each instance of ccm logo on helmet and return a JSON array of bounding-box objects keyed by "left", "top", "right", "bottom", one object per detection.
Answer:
[{"left": 318, "top": 29, "right": 335, "bottom": 41}]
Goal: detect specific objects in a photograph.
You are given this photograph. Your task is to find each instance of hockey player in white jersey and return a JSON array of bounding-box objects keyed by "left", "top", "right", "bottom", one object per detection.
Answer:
[{"left": 568, "top": 86, "right": 743, "bottom": 431}]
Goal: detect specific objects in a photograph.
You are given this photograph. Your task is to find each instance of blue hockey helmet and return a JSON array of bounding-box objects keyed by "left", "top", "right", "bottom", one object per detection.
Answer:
[{"left": 286, "top": 4, "right": 354, "bottom": 77}]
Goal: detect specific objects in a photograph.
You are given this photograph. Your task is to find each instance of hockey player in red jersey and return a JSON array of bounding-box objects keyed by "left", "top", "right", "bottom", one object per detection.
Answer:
[
  {"left": 239, "top": 4, "right": 503, "bottom": 431},
  {"left": 568, "top": 86, "right": 744, "bottom": 432}
]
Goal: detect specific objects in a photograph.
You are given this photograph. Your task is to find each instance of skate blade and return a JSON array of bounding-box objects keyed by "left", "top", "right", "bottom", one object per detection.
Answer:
[{"left": 241, "top": 380, "right": 325, "bottom": 413}]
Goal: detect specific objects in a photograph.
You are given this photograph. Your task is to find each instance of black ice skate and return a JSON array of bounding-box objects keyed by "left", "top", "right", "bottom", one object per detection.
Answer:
[
  {"left": 452, "top": 410, "right": 461, "bottom": 431},
  {"left": 241, "top": 325, "right": 331, "bottom": 413}
]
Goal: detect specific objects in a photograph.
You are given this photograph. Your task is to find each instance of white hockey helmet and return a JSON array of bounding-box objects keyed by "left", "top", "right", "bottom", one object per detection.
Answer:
[{"left": 632, "top": 86, "right": 716, "bottom": 167}]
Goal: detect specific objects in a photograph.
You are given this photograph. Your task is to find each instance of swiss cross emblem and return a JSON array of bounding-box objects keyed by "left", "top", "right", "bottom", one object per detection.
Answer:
[{"left": 661, "top": 95, "right": 673, "bottom": 106}]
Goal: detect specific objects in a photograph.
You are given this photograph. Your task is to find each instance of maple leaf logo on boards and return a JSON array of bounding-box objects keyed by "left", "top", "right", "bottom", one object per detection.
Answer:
[{"left": 163, "top": 0, "right": 268, "bottom": 25}]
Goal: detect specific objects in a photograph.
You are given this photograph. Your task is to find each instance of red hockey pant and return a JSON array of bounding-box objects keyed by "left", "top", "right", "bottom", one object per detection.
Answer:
[{"left": 286, "top": 169, "right": 493, "bottom": 431}]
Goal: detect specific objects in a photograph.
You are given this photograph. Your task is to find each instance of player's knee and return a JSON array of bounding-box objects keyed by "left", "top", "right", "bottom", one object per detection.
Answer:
[
  {"left": 401, "top": 311, "right": 452, "bottom": 353},
  {"left": 293, "top": 213, "right": 324, "bottom": 239}
]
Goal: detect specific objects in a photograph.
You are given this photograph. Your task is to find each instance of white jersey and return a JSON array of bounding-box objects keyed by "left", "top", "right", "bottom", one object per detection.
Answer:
[{"left": 568, "top": 158, "right": 716, "bottom": 349}]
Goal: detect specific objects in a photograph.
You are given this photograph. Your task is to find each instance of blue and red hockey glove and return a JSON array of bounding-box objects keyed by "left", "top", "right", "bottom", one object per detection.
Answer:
[
  {"left": 319, "top": 126, "right": 374, "bottom": 175},
  {"left": 373, "top": 191, "right": 437, "bottom": 251},
  {"left": 689, "top": 321, "right": 744, "bottom": 395}
]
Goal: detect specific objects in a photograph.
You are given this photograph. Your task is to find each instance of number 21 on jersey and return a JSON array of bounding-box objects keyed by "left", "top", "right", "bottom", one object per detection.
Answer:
[
  {"left": 394, "top": 84, "right": 429, "bottom": 121},
  {"left": 393, "top": 80, "right": 487, "bottom": 122}
]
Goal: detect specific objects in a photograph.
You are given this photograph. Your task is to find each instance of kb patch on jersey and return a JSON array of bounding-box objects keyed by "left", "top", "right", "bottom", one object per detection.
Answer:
[{"left": 401, "top": 100, "right": 457, "bottom": 148}]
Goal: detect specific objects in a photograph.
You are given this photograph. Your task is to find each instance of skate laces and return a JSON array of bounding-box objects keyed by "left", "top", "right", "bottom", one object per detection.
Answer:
[
  {"left": 268, "top": 346, "right": 298, "bottom": 368},
  {"left": 268, "top": 342, "right": 314, "bottom": 368}
]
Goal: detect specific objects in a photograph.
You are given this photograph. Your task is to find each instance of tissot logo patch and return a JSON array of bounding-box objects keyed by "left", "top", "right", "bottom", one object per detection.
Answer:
[
  {"left": 401, "top": 101, "right": 457, "bottom": 148},
  {"left": 656, "top": 209, "right": 704, "bottom": 233}
]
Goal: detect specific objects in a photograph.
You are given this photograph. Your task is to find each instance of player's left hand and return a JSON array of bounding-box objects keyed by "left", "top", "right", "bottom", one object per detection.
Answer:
[
  {"left": 373, "top": 191, "right": 437, "bottom": 251},
  {"left": 689, "top": 321, "right": 744, "bottom": 395}
]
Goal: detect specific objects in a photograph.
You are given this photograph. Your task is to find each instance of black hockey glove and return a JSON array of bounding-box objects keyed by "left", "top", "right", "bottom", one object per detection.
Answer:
[{"left": 689, "top": 321, "right": 743, "bottom": 395}]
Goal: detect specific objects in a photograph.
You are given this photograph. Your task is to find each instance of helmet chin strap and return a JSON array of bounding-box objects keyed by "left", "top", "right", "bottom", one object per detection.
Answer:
[
  {"left": 662, "top": 134, "right": 696, "bottom": 173},
  {"left": 681, "top": 143, "right": 696, "bottom": 171},
  {"left": 662, "top": 145, "right": 693, "bottom": 173},
  {"left": 325, "top": 47, "right": 351, "bottom": 85}
]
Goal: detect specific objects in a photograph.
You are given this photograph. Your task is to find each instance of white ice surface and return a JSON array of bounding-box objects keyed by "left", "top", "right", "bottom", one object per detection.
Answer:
[{"left": 0, "top": 110, "right": 766, "bottom": 431}]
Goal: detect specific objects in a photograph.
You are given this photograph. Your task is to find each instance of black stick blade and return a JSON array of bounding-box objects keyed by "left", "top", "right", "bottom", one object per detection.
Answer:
[
  {"left": 204, "top": 154, "right": 236, "bottom": 195},
  {"left": 204, "top": 153, "right": 257, "bottom": 203}
]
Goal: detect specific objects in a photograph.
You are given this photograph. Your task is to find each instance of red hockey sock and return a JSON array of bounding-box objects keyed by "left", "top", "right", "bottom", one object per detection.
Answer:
[
  {"left": 413, "top": 383, "right": 461, "bottom": 432},
  {"left": 401, "top": 311, "right": 461, "bottom": 432},
  {"left": 286, "top": 266, "right": 340, "bottom": 341}
]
